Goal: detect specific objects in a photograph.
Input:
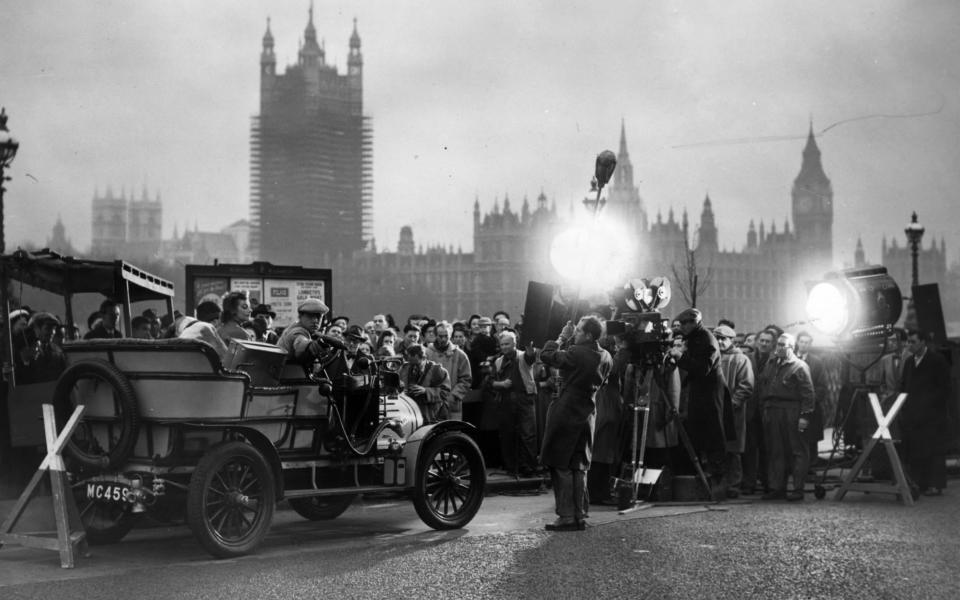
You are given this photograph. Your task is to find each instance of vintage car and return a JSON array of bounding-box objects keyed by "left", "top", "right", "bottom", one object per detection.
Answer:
[
  {"left": 1, "top": 251, "right": 486, "bottom": 558},
  {"left": 56, "top": 337, "right": 485, "bottom": 558}
]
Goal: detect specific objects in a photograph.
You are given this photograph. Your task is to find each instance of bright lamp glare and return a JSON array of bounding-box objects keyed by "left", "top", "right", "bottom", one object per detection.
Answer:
[
  {"left": 806, "top": 282, "right": 848, "bottom": 335},
  {"left": 549, "top": 221, "right": 630, "bottom": 292}
]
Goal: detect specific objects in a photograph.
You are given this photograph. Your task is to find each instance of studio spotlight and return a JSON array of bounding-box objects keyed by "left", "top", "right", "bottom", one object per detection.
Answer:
[{"left": 805, "top": 265, "right": 902, "bottom": 340}]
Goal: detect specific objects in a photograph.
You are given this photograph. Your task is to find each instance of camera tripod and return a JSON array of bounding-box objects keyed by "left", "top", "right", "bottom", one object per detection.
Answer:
[{"left": 614, "top": 361, "right": 717, "bottom": 512}]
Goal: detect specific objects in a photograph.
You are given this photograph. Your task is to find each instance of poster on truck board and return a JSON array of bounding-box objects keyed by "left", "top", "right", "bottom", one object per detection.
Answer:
[
  {"left": 229, "top": 278, "right": 263, "bottom": 305},
  {"left": 264, "top": 279, "right": 325, "bottom": 328},
  {"left": 193, "top": 277, "right": 229, "bottom": 308}
]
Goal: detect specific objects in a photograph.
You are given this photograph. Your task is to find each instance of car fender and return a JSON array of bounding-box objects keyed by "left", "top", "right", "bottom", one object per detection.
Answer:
[
  {"left": 183, "top": 423, "right": 284, "bottom": 500},
  {"left": 402, "top": 420, "right": 477, "bottom": 474}
]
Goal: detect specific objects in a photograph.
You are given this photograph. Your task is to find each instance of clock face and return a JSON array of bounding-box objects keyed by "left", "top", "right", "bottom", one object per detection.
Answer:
[{"left": 797, "top": 195, "right": 813, "bottom": 213}]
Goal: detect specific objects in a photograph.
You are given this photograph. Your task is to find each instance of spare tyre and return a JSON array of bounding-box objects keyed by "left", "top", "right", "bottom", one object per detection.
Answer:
[{"left": 53, "top": 359, "right": 139, "bottom": 471}]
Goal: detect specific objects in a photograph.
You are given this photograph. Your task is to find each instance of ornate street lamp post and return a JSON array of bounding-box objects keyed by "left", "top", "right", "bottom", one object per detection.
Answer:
[
  {"left": 904, "top": 211, "right": 925, "bottom": 290},
  {"left": 902, "top": 211, "right": 925, "bottom": 331},
  {"left": 0, "top": 107, "right": 20, "bottom": 255},
  {"left": 0, "top": 106, "right": 19, "bottom": 384}
]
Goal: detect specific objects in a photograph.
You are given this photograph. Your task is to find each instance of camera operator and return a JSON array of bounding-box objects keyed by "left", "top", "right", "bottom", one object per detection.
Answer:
[
  {"left": 666, "top": 308, "right": 734, "bottom": 497},
  {"left": 539, "top": 315, "right": 613, "bottom": 532}
]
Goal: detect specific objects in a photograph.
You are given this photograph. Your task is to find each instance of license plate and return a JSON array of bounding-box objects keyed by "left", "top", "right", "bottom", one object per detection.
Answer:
[{"left": 85, "top": 482, "right": 131, "bottom": 503}]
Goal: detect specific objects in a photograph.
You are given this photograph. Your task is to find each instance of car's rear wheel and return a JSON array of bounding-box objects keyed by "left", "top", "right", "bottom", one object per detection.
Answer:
[
  {"left": 186, "top": 441, "right": 275, "bottom": 558},
  {"left": 73, "top": 482, "right": 140, "bottom": 544},
  {"left": 413, "top": 431, "right": 485, "bottom": 529},
  {"left": 287, "top": 494, "right": 356, "bottom": 520}
]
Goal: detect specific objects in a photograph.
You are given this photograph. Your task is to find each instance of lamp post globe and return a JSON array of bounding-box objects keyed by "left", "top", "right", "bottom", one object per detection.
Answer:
[{"left": 0, "top": 107, "right": 21, "bottom": 254}]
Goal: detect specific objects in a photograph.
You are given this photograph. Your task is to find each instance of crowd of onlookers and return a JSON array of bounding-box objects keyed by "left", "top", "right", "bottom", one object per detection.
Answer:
[{"left": 9, "top": 291, "right": 950, "bottom": 502}]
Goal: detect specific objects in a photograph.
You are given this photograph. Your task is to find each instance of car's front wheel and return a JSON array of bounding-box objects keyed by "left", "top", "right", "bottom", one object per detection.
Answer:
[
  {"left": 412, "top": 431, "right": 485, "bottom": 529},
  {"left": 186, "top": 441, "right": 275, "bottom": 558}
]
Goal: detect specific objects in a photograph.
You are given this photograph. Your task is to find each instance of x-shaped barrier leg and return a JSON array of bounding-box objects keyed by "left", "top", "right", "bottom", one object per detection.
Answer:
[
  {"left": 0, "top": 404, "right": 89, "bottom": 567},
  {"left": 833, "top": 393, "right": 913, "bottom": 506}
]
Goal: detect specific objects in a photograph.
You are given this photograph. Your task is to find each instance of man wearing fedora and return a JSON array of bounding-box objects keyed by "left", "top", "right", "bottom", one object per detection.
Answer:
[
  {"left": 251, "top": 303, "right": 279, "bottom": 343},
  {"left": 320, "top": 323, "right": 379, "bottom": 435}
]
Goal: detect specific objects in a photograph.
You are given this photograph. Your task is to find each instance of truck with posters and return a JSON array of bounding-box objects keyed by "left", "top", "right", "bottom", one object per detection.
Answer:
[{"left": 184, "top": 261, "right": 332, "bottom": 328}]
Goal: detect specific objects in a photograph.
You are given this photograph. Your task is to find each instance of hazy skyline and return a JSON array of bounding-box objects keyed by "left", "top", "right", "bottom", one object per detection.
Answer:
[{"left": 2, "top": 0, "right": 958, "bottom": 272}]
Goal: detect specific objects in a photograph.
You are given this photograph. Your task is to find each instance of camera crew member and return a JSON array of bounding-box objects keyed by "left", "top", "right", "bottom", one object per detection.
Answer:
[
  {"left": 666, "top": 308, "right": 734, "bottom": 496},
  {"left": 540, "top": 315, "right": 613, "bottom": 532}
]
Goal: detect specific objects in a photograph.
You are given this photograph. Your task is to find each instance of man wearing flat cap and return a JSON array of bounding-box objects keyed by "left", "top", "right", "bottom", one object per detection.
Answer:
[
  {"left": 715, "top": 324, "right": 754, "bottom": 498},
  {"left": 666, "top": 308, "right": 735, "bottom": 498},
  {"left": 277, "top": 297, "right": 329, "bottom": 362}
]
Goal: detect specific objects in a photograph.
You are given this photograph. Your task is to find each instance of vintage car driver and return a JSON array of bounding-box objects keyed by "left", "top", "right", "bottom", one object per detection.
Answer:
[{"left": 277, "top": 297, "right": 330, "bottom": 361}]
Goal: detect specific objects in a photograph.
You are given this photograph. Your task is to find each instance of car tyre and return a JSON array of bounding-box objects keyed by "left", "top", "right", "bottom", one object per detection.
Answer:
[
  {"left": 53, "top": 359, "right": 139, "bottom": 471},
  {"left": 413, "top": 431, "right": 485, "bottom": 530},
  {"left": 186, "top": 441, "right": 275, "bottom": 558},
  {"left": 288, "top": 494, "right": 357, "bottom": 520},
  {"left": 74, "top": 495, "right": 140, "bottom": 545}
]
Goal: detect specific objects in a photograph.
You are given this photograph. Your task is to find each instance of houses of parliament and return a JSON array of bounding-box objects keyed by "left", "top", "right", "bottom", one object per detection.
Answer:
[{"left": 74, "top": 7, "right": 953, "bottom": 332}]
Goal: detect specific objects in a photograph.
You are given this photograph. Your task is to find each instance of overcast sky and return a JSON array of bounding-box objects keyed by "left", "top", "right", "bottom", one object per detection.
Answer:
[{"left": 2, "top": 0, "right": 958, "bottom": 270}]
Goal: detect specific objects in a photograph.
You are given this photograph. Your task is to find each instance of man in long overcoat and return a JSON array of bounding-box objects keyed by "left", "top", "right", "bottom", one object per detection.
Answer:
[
  {"left": 667, "top": 308, "right": 734, "bottom": 493},
  {"left": 900, "top": 330, "right": 952, "bottom": 495},
  {"left": 716, "top": 324, "right": 754, "bottom": 498},
  {"left": 540, "top": 315, "right": 613, "bottom": 531}
]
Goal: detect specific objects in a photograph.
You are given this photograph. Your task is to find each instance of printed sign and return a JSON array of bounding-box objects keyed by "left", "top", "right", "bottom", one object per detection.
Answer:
[
  {"left": 264, "top": 279, "right": 298, "bottom": 327},
  {"left": 230, "top": 278, "right": 263, "bottom": 305},
  {"left": 262, "top": 279, "right": 327, "bottom": 327},
  {"left": 294, "top": 280, "right": 326, "bottom": 305}
]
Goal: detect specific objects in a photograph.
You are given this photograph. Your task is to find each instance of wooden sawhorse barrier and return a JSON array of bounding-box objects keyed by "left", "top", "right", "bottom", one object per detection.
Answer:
[
  {"left": 833, "top": 393, "right": 914, "bottom": 506},
  {"left": 0, "top": 403, "right": 89, "bottom": 567}
]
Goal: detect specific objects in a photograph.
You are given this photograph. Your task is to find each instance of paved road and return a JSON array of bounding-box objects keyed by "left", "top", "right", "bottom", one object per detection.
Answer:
[{"left": 2, "top": 479, "right": 959, "bottom": 599}]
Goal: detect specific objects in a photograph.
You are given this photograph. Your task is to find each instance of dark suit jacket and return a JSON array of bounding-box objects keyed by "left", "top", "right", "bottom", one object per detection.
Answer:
[
  {"left": 900, "top": 348, "right": 952, "bottom": 454},
  {"left": 676, "top": 324, "right": 734, "bottom": 452}
]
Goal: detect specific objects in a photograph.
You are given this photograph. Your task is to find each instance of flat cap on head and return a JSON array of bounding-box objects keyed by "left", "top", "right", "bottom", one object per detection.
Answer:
[
  {"left": 714, "top": 324, "right": 736, "bottom": 339},
  {"left": 478, "top": 316, "right": 493, "bottom": 326},
  {"left": 676, "top": 308, "right": 702, "bottom": 324},
  {"left": 298, "top": 298, "right": 329, "bottom": 315}
]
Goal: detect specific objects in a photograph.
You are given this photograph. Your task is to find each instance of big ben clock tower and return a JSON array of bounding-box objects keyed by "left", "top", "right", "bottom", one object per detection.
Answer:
[{"left": 792, "top": 123, "right": 833, "bottom": 275}]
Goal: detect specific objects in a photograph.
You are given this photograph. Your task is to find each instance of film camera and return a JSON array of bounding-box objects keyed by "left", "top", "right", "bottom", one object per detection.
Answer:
[{"left": 605, "top": 277, "right": 673, "bottom": 366}]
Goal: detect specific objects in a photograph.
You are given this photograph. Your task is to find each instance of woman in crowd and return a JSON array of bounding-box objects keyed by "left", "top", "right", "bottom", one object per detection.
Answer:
[
  {"left": 218, "top": 291, "right": 254, "bottom": 343},
  {"left": 375, "top": 329, "right": 398, "bottom": 357}
]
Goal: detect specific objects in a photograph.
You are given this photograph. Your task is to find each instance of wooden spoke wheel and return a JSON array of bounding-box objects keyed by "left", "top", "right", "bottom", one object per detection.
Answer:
[
  {"left": 186, "top": 441, "right": 275, "bottom": 558},
  {"left": 412, "top": 431, "right": 486, "bottom": 529}
]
